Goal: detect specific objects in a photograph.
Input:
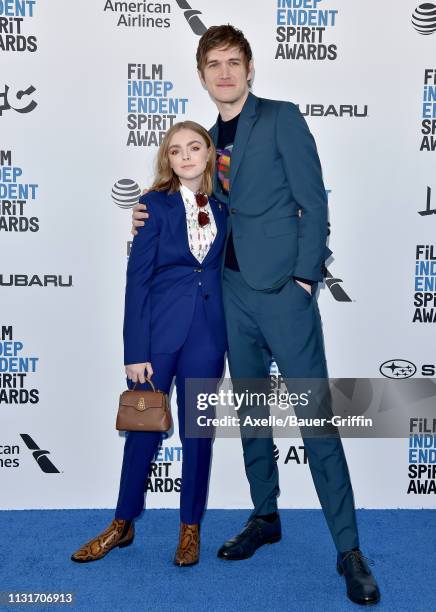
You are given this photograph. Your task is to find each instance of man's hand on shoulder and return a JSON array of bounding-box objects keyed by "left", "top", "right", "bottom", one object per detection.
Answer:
[{"left": 131, "top": 188, "right": 150, "bottom": 236}]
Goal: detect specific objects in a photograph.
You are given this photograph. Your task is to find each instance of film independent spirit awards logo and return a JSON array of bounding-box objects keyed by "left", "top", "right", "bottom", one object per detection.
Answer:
[{"left": 412, "top": 3, "right": 436, "bottom": 34}]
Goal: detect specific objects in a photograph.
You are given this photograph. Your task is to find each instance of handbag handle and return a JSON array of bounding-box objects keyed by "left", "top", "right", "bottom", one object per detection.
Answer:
[{"left": 131, "top": 377, "right": 156, "bottom": 392}]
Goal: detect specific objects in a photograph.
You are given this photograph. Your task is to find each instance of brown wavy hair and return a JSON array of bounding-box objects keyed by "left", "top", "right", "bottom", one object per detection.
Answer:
[
  {"left": 150, "top": 121, "right": 215, "bottom": 195},
  {"left": 196, "top": 25, "right": 253, "bottom": 78}
]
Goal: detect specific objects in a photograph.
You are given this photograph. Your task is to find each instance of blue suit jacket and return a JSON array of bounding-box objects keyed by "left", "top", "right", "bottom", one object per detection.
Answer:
[
  {"left": 210, "top": 92, "right": 332, "bottom": 289},
  {"left": 123, "top": 189, "right": 228, "bottom": 365}
]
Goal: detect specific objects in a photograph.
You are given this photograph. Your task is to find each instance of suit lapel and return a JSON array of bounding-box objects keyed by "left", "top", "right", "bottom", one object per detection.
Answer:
[
  {"left": 229, "top": 92, "right": 259, "bottom": 191},
  {"left": 209, "top": 121, "right": 218, "bottom": 146},
  {"left": 210, "top": 92, "right": 260, "bottom": 196},
  {"left": 201, "top": 196, "right": 227, "bottom": 266},
  {"left": 209, "top": 121, "right": 229, "bottom": 206},
  {"left": 165, "top": 191, "right": 199, "bottom": 265},
  {"left": 166, "top": 190, "right": 226, "bottom": 267}
]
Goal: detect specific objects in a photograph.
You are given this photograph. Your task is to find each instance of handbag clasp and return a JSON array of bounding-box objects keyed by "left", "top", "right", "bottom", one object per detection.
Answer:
[{"left": 136, "top": 397, "right": 146, "bottom": 411}]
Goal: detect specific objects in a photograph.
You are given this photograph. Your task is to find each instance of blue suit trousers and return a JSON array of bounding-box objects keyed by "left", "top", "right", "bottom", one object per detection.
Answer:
[{"left": 115, "top": 288, "right": 225, "bottom": 524}]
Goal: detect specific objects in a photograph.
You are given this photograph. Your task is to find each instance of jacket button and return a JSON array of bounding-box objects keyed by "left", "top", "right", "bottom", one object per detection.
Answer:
[{"left": 230, "top": 208, "right": 237, "bottom": 214}]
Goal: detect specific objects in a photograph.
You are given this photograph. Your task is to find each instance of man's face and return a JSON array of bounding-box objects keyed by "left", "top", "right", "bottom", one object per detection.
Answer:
[{"left": 198, "top": 46, "right": 253, "bottom": 105}]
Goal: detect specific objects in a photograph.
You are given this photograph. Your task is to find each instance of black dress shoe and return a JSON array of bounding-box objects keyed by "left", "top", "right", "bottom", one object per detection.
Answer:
[
  {"left": 337, "top": 549, "right": 381, "bottom": 605},
  {"left": 217, "top": 515, "right": 281, "bottom": 560}
]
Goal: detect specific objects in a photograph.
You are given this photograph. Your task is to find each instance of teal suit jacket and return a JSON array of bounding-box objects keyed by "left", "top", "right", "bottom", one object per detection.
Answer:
[{"left": 209, "top": 92, "right": 332, "bottom": 290}]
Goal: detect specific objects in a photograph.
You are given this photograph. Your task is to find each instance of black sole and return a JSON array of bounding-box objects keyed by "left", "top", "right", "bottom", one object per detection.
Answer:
[
  {"left": 338, "top": 563, "right": 381, "bottom": 605},
  {"left": 217, "top": 535, "right": 282, "bottom": 561},
  {"left": 173, "top": 559, "right": 199, "bottom": 567}
]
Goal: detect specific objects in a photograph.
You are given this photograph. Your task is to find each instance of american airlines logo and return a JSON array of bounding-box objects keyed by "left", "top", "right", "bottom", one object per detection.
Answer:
[
  {"left": 175, "top": 0, "right": 206, "bottom": 35},
  {"left": 324, "top": 269, "right": 352, "bottom": 302},
  {"left": 19, "top": 434, "right": 60, "bottom": 473}
]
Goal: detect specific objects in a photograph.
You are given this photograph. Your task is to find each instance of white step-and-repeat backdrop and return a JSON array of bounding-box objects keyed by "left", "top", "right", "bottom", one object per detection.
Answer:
[{"left": 1, "top": 1, "right": 435, "bottom": 510}]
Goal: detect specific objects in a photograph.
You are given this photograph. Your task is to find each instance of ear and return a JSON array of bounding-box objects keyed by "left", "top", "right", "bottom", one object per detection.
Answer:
[{"left": 247, "top": 60, "right": 254, "bottom": 83}]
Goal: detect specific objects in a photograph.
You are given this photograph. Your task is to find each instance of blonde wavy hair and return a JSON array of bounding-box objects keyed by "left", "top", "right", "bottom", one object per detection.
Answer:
[{"left": 150, "top": 121, "right": 216, "bottom": 195}]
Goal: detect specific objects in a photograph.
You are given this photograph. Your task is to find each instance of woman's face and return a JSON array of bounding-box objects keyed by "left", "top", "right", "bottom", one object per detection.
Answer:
[{"left": 167, "top": 129, "right": 209, "bottom": 184}]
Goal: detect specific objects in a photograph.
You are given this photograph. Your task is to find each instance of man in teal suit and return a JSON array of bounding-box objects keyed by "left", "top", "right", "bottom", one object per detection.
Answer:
[{"left": 133, "top": 24, "right": 380, "bottom": 606}]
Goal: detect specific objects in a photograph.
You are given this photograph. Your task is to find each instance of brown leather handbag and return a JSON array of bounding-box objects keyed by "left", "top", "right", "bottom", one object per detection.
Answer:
[{"left": 116, "top": 377, "right": 171, "bottom": 432}]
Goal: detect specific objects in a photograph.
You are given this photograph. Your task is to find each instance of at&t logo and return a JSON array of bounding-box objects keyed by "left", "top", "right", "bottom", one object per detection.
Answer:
[
  {"left": 412, "top": 3, "right": 436, "bottom": 34},
  {"left": 111, "top": 179, "right": 141, "bottom": 209}
]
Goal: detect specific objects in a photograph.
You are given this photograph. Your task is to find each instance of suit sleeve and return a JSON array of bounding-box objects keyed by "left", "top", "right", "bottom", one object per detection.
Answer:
[
  {"left": 123, "top": 196, "right": 160, "bottom": 365},
  {"left": 276, "top": 102, "right": 332, "bottom": 282}
]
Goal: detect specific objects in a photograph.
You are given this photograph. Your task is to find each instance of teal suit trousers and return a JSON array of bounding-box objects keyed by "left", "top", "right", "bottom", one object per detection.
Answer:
[{"left": 222, "top": 268, "right": 359, "bottom": 553}]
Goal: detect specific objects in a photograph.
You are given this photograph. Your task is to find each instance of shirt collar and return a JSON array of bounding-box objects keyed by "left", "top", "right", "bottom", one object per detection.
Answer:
[{"left": 179, "top": 183, "right": 197, "bottom": 207}]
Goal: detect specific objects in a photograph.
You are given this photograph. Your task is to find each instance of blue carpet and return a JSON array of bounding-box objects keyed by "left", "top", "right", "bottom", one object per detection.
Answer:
[{"left": 0, "top": 509, "right": 434, "bottom": 611}]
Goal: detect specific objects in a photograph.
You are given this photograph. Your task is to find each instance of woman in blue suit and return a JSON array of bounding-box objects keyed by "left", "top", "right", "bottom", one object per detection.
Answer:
[{"left": 71, "top": 121, "right": 228, "bottom": 566}]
